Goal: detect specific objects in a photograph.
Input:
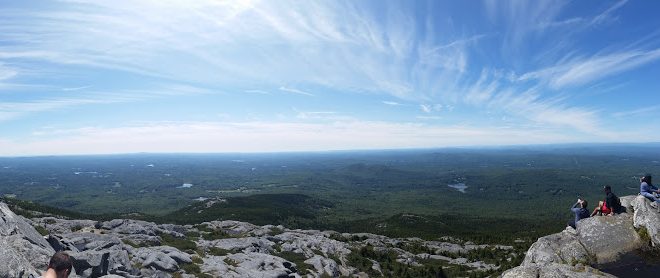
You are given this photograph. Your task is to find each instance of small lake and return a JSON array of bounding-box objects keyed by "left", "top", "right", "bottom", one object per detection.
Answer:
[
  {"left": 597, "top": 251, "right": 660, "bottom": 278},
  {"left": 448, "top": 183, "right": 468, "bottom": 193}
]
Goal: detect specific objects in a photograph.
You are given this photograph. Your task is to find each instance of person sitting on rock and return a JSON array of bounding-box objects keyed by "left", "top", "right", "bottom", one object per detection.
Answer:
[
  {"left": 43, "top": 251, "right": 72, "bottom": 278},
  {"left": 568, "top": 198, "right": 589, "bottom": 229},
  {"left": 590, "top": 200, "right": 610, "bottom": 217},
  {"left": 590, "top": 185, "right": 623, "bottom": 216},
  {"left": 640, "top": 174, "right": 660, "bottom": 206}
]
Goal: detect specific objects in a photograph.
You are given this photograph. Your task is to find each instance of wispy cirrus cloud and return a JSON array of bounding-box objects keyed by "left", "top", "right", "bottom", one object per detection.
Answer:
[
  {"left": 591, "top": 0, "right": 628, "bottom": 25},
  {"left": 518, "top": 48, "right": 660, "bottom": 89},
  {"left": 613, "top": 105, "right": 660, "bottom": 118},
  {"left": 416, "top": 115, "right": 442, "bottom": 120},
  {"left": 458, "top": 69, "right": 607, "bottom": 136},
  {"left": 0, "top": 96, "right": 128, "bottom": 122},
  {"left": 61, "top": 85, "right": 92, "bottom": 91},
  {"left": 382, "top": 101, "right": 402, "bottom": 106},
  {"left": 244, "top": 89, "right": 270, "bottom": 95},
  {"left": 0, "top": 0, "right": 479, "bottom": 101},
  {"left": 0, "top": 84, "right": 211, "bottom": 122},
  {"left": 419, "top": 104, "right": 443, "bottom": 114},
  {"left": 279, "top": 86, "right": 315, "bottom": 97},
  {"left": 0, "top": 0, "right": 657, "bottom": 155},
  {"left": 0, "top": 63, "right": 18, "bottom": 80}
]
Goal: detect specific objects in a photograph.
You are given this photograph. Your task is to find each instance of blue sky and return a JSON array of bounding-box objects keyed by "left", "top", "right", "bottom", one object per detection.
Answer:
[{"left": 1, "top": 0, "right": 659, "bottom": 155}]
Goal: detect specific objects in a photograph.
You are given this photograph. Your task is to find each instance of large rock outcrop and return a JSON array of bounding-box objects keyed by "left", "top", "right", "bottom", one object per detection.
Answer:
[
  {"left": 631, "top": 195, "right": 660, "bottom": 246},
  {"left": 1, "top": 201, "right": 520, "bottom": 278},
  {"left": 502, "top": 194, "right": 659, "bottom": 278},
  {"left": 521, "top": 227, "right": 590, "bottom": 266},
  {"left": 0, "top": 202, "right": 55, "bottom": 277},
  {"left": 576, "top": 215, "right": 643, "bottom": 264}
]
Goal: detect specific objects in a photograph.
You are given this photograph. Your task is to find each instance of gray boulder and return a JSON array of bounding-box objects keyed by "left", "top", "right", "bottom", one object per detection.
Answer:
[
  {"left": 522, "top": 227, "right": 591, "bottom": 266},
  {"left": 576, "top": 214, "right": 642, "bottom": 263},
  {"left": 538, "top": 263, "right": 615, "bottom": 278},
  {"left": 101, "top": 219, "right": 157, "bottom": 235},
  {"left": 0, "top": 202, "right": 55, "bottom": 276},
  {"left": 506, "top": 195, "right": 656, "bottom": 277},
  {"left": 33, "top": 217, "right": 95, "bottom": 234},
  {"left": 502, "top": 263, "right": 616, "bottom": 278},
  {"left": 305, "top": 255, "right": 341, "bottom": 277},
  {"left": 47, "top": 234, "right": 80, "bottom": 252},
  {"left": 69, "top": 245, "right": 133, "bottom": 277},
  {"left": 501, "top": 264, "right": 538, "bottom": 277},
  {"left": 131, "top": 246, "right": 192, "bottom": 272},
  {"left": 0, "top": 202, "right": 53, "bottom": 251},
  {"left": 119, "top": 234, "right": 161, "bottom": 247},
  {"left": 0, "top": 236, "right": 44, "bottom": 278},
  {"left": 150, "top": 246, "right": 192, "bottom": 264},
  {"left": 142, "top": 251, "right": 179, "bottom": 272},
  {"left": 202, "top": 237, "right": 273, "bottom": 254},
  {"left": 619, "top": 195, "right": 636, "bottom": 212},
  {"left": 61, "top": 232, "right": 123, "bottom": 252},
  {"left": 139, "top": 269, "right": 174, "bottom": 278},
  {"left": 631, "top": 195, "right": 660, "bottom": 246}
]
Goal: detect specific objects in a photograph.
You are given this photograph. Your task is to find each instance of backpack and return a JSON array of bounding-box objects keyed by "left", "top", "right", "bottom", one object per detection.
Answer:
[{"left": 611, "top": 193, "right": 622, "bottom": 213}]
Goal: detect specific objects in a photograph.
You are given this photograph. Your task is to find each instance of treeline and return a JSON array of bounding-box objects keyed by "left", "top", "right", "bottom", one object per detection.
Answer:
[{"left": 2, "top": 194, "right": 558, "bottom": 246}]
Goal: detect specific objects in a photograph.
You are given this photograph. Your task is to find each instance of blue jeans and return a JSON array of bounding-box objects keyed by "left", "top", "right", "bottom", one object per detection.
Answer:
[{"left": 642, "top": 192, "right": 660, "bottom": 204}]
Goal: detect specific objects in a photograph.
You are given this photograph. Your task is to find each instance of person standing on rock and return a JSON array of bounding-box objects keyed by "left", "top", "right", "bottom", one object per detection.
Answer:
[
  {"left": 568, "top": 198, "right": 589, "bottom": 229},
  {"left": 43, "top": 252, "right": 72, "bottom": 278},
  {"left": 640, "top": 174, "right": 660, "bottom": 206}
]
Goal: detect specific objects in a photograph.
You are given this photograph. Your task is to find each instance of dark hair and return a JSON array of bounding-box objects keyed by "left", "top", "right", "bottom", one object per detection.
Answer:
[
  {"left": 604, "top": 185, "right": 612, "bottom": 193},
  {"left": 581, "top": 200, "right": 588, "bottom": 208},
  {"left": 643, "top": 175, "right": 653, "bottom": 185},
  {"left": 48, "top": 252, "right": 72, "bottom": 273}
]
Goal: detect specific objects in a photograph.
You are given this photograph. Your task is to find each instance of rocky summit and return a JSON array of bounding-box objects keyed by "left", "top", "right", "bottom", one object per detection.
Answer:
[
  {"left": 0, "top": 201, "right": 517, "bottom": 278},
  {"left": 3, "top": 194, "right": 659, "bottom": 278},
  {"left": 502, "top": 195, "right": 660, "bottom": 278}
]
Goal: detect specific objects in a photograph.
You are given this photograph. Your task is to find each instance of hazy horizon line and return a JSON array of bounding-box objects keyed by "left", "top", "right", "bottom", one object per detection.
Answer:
[{"left": 3, "top": 141, "right": 660, "bottom": 158}]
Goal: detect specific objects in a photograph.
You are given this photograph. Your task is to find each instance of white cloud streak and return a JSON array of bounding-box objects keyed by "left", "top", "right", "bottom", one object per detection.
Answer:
[
  {"left": 0, "top": 63, "right": 18, "bottom": 80},
  {"left": 0, "top": 85, "right": 211, "bottom": 122},
  {"left": 591, "top": 0, "right": 628, "bottom": 25},
  {"left": 382, "top": 101, "right": 401, "bottom": 106},
  {"left": 279, "top": 86, "right": 315, "bottom": 97},
  {"left": 462, "top": 70, "right": 608, "bottom": 136},
  {"left": 244, "top": 89, "right": 270, "bottom": 95},
  {"left": 613, "top": 105, "right": 660, "bottom": 118},
  {"left": 61, "top": 85, "right": 92, "bottom": 91},
  {"left": 419, "top": 104, "right": 443, "bottom": 114},
  {"left": 0, "top": 121, "right": 586, "bottom": 156},
  {"left": 553, "top": 50, "right": 660, "bottom": 88},
  {"left": 519, "top": 48, "right": 660, "bottom": 89}
]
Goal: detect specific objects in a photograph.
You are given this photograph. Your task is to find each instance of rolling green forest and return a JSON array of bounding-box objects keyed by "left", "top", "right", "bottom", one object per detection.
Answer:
[{"left": 2, "top": 144, "right": 659, "bottom": 244}]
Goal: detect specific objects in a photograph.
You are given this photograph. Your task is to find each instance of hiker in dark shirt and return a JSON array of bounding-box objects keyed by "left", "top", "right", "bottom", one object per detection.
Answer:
[
  {"left": 591, "top": 185, "right": 623, "bottom": 216},
  {"left": 568, "top": 198, "right": 589, "bottom": 229}
]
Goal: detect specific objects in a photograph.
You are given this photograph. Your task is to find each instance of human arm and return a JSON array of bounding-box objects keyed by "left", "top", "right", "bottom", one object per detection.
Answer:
[
  {"left": 652, "top": 184, "right": 660, "bottom": 194},
  {"left": 571, "top": 201, "right": 581, "bottom": 212}
]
